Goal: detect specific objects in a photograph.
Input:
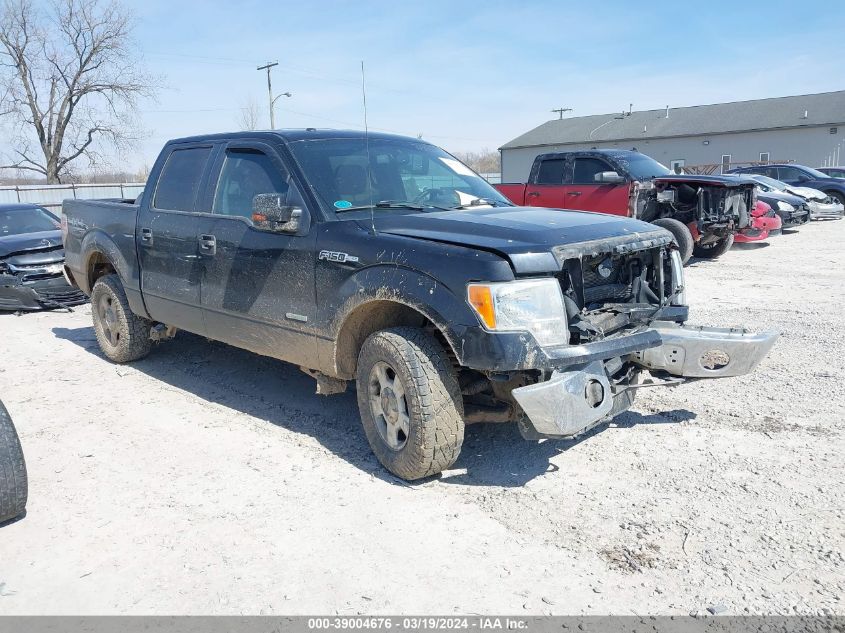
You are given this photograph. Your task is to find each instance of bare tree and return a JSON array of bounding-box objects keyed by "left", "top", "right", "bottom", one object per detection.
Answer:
[
  {"left": 237, "top": 98, "right": 262, "bottom": 131},
  {"left": 0, "top": 0, "right": 157, "bottom": 183},
  {"left": 452, "top": 148, "right": 500, "bottom": 174}
]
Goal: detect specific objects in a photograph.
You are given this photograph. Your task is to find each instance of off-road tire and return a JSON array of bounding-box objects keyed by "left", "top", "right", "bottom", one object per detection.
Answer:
[
  {"left": 91, "top": 274, "right": 152, "bottom": 363},
  {"left": 693, "top": 233, "right": 734, "bottom": 259},
  {"left": 652, "top": 218, "right": 694, "bottom": 264},
  {"left": 0, "top": 400, "right": 27, "bottom": 524},
  {"left": 356, "top": 327, "right": 464, "bottom": 480}
]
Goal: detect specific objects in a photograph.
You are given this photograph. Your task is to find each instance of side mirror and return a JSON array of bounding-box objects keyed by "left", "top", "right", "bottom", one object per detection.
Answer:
[
  {"left": 594, "top": 170, "right": 625, "bottom": 184},
  {"left": 252, "top": 193, "right": 305, "bottom": 234}
]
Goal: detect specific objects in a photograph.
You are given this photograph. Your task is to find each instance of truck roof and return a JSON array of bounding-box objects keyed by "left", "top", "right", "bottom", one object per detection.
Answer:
[{"left": 167, "top": 129, "right": 427, "bottom": 146}]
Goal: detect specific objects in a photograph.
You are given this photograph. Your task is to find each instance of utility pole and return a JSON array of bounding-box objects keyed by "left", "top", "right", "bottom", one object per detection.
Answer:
[
  {"left": 551, "top": 107, "right": 572, "bottom": 120},
  {"left": 257, "top": 61, "right": 279, "bottom": 128}
]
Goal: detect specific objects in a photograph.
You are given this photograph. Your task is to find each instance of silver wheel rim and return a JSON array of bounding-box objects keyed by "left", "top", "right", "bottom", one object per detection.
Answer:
[
  {"left": 368, "top": 361, "right": 410, "bottom": 451},
  {"left": 97, "top": 294, "right": 120, "bottom": 347}
]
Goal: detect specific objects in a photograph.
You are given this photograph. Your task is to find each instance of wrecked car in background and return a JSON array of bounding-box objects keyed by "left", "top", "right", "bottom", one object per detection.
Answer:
[
  {"left": 734, "top": 201, "right": 782, "bottom": 244},
  {"left": 744, "top": 175, "right": 811, "bottom": 228},
  {"left": 495, "top": 150, "right": 756, "bottom": 264},
  {"left": 62, "top": 130, "right": 777, "bottom": 481},
  {"left": 728, "top": 164, "right": 845, "bottom": 218},
  {"left": 0, "top": 204, "right": 86, "bottom": 311}
]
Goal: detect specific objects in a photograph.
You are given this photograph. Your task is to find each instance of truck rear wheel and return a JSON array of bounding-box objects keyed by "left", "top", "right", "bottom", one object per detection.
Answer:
[
  {"left": 0, "top": 400, "right": 27, "bottom": 524},
  {"left": 356, "top": 327, "right": 464, "bottom": 481},
  {"left": 693, "top": 233, "right": 734, "bottom": 259},
  {"left": 652, "top": 218, "right": 694, "bottom": 264},
  {"left": 91, "top": 274, "right": 153, "bottom": 363}
]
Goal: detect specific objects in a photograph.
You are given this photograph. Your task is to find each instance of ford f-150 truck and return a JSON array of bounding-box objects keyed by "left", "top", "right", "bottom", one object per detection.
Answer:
[
  {"left": 495, "top": 150, "right": 757, "bottom": 263},
  {"left": 62, "top": 130, "right": 777, "bottom": 480}
]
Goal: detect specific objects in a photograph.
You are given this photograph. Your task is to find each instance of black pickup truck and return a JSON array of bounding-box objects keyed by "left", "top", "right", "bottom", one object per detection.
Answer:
[{"left": 62, "top": 130, "right": 777, "bottom": 480}]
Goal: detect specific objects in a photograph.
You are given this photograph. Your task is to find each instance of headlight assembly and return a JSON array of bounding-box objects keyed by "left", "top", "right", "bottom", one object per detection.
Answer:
[
  {"left": 776, "top": 201, "right": 795, "bottom": 212},
  {"left": 467, "top": 278, "right": 569, "bottom": 347}
]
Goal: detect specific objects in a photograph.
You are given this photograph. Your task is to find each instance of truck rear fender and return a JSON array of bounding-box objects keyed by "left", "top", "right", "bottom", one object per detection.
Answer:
[
  {"left": 79, "top": 230, "right": 149, "bottom": 318},
  {"left": 327, "top": 266, "right": 476, "bottom": 379}
]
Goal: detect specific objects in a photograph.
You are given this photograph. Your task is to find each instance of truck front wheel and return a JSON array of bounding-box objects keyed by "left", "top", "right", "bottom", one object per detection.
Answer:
[
  {"left": 652, "top": 218, "right": 694, "bottom": 264},
  {"left": 91, "top": 274, "right": 153, "bottom": 363},
  {"left": 693, "top": 233, "right": 734, "bottom": 259},
  {"left": 356, "top": 327, "right": 464, "bottom": 480}
]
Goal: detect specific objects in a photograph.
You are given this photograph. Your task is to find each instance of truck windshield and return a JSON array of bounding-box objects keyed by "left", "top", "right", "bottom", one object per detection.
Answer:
[
  {"left": 286, "top": 137, "right": 511, "bottom": 216},
  {"left": 616, "top": 154, "right": 672, "bottom": 180},
  {"left": 0, "top": 206, "right": 60, "bottom": 237}
]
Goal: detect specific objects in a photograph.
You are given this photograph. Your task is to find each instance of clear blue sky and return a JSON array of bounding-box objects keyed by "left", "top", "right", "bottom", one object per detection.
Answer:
[{"left": 128, "top": 0, "right": 845, "bottom": 171}]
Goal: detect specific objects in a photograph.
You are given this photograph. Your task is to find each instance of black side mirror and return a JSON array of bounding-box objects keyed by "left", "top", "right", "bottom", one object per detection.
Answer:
[
  {"left": 252, "top": 193, "right": 305, "bottom": 234},
  {"left": 594, "top": 170, "right": 625, "bottom": 184}
]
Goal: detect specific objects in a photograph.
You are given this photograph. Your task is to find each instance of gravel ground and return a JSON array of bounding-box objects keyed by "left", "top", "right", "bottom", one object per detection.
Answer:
[{"left": 0, "top": 221, "right": 842, "bottom": 616}]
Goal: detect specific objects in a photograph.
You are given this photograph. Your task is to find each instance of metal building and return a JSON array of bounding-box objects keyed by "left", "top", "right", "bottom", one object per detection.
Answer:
[{"left": 499, "top": 91, "right": 845, "bottom": 181}]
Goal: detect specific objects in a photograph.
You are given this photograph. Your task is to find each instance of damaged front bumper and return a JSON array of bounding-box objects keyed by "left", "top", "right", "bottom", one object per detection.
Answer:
[
  {"left": 512, "top": 322, "right": 778, "bottom": 439},
  {"left": 0, "top": 273, "right": 87, "bottom": 311},
  {"left": 808, "top": 201, "right": 844, "bottom": 220}
]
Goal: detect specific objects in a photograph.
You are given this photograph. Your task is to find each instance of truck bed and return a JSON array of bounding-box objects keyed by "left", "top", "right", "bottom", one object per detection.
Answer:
[{"left": 62, "top": 197, "right": 141, "bottom": 298}]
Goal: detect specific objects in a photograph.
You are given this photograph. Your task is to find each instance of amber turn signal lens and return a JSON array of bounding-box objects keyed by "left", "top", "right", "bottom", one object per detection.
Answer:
[
  {"left": 252, "top": 212, "right": 266, "bottom": 223},
  {"left": 468, "top": 285, "right": 496, "bottom": 329}
]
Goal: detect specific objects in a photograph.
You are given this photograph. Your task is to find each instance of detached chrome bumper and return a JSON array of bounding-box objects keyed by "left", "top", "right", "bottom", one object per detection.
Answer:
[
  {"left": 629, "top": 322, "right": 778, "bottom": 378},
  {"left": 511, "top": 322, "right": 778, "bottom": 439}
]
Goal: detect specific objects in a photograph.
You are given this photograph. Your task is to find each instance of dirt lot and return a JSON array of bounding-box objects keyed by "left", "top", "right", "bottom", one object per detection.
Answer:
[{"left": 1, "top": 221, "right": 843, "bottom": 616}]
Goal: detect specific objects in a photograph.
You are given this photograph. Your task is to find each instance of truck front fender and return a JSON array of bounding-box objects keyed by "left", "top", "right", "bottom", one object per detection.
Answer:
[{"left": 321, "top": 265, "right": 478, "bottom": 379}]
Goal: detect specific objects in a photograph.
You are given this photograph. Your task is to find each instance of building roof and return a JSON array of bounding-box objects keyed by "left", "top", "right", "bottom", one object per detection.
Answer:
[{"left": 500, "top": 91, "right": 845, "bottom": 150}]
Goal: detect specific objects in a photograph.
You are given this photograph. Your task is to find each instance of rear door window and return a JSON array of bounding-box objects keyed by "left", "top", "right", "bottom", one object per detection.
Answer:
[
  {"left": 535, "top": 158, "right": 566, "bottom": 185},
  {"left": 154, "top": 147, "right": 213, "bottom": 212},
  {"left": 571, "top": 157, "right": 614, "bottom": 184},
  {"left": 777, "top": 166, "right": 806, "bottom": 181}
]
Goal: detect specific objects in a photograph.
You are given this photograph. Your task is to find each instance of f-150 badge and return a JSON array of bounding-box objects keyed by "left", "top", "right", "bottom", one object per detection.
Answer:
[{"left": 318, "top": 250, "right": 359, "bottom": 263}]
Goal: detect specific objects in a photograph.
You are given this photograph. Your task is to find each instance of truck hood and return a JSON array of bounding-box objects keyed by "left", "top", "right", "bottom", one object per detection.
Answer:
[
  {"left": 364, "top": 206, "right": 671, "bottom": 274},
  {"left": 0, "top": 230, "right": 64, "bottom": 259}
]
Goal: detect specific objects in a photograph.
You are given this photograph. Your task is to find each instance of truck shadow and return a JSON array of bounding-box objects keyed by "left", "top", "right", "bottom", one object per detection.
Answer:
[
  {"left": 443, "top": 408, "right": 696, "bottom": 487},
  {"left": 52, "top": 325, "right": 695, "bottom": 488}
]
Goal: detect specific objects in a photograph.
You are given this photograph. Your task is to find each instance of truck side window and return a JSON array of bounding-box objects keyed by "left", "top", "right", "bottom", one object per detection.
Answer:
[
  {"left": 535, "top": 159, "right": 565, "bottom": 185},
  {"left": 154, "top": 147, "right": 213, "bottom": 212},
  {"left": 572, "top": 158, "right": 613, "bottom": 184},
  {"left": 213, "top": 149, "right": 290, "bottom": 219}
]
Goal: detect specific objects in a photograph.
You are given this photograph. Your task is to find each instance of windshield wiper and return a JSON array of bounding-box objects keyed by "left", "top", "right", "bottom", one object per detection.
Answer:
[
  {"left": 452, "top": 198, "right": 511, "bottom": 210},
  {"left": 335, "top": 200, "right": 450, "bottom": 213}
]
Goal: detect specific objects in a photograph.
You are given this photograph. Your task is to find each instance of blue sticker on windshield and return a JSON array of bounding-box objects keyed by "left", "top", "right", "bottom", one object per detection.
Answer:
[{"left": 334, "top": 200, "right": 352, "bottom": 209}]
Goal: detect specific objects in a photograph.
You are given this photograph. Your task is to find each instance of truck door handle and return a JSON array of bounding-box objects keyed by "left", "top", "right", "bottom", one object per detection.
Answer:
[
  {"left": 568, "top": 191, "right": 582, "bottom": 196},
  {"left": 140, "top": 228, "right": 153, "bottom": 244},
  {"left": 198, "top": 234, "right": 216, "bottom": 255},
  {"left": 527, "top": 192, "right": 540, "bottom": 198}
]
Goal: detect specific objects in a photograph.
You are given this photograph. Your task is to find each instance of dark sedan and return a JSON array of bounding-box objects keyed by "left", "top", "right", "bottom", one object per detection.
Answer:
[
  {"left": 0, "top": 203, "right": 86, "bottom": 311},
  {"left": 728, "top": 163, "right": 845, "bottom": 206}
]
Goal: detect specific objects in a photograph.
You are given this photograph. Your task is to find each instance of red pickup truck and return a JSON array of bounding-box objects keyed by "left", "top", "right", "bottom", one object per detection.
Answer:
[{"left": 495, "top": 150, "right": 756, "bottom": 263}]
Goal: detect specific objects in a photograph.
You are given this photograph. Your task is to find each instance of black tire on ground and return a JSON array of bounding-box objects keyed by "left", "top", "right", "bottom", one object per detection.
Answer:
[
  {"left": 356, "top": 327, "right": 464, "bottom": 481},
  {"left": 0, "top": 400, "right": 27, "bottom": 524},
  {"left": 91, "top": 274, "right": 153, "bottom": 363},
  {"left": 652, "top": 218, "right": 694, "bottom": 264},
  {"left": 693, "top": 233, "right": 735, "bottom": 259}
]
